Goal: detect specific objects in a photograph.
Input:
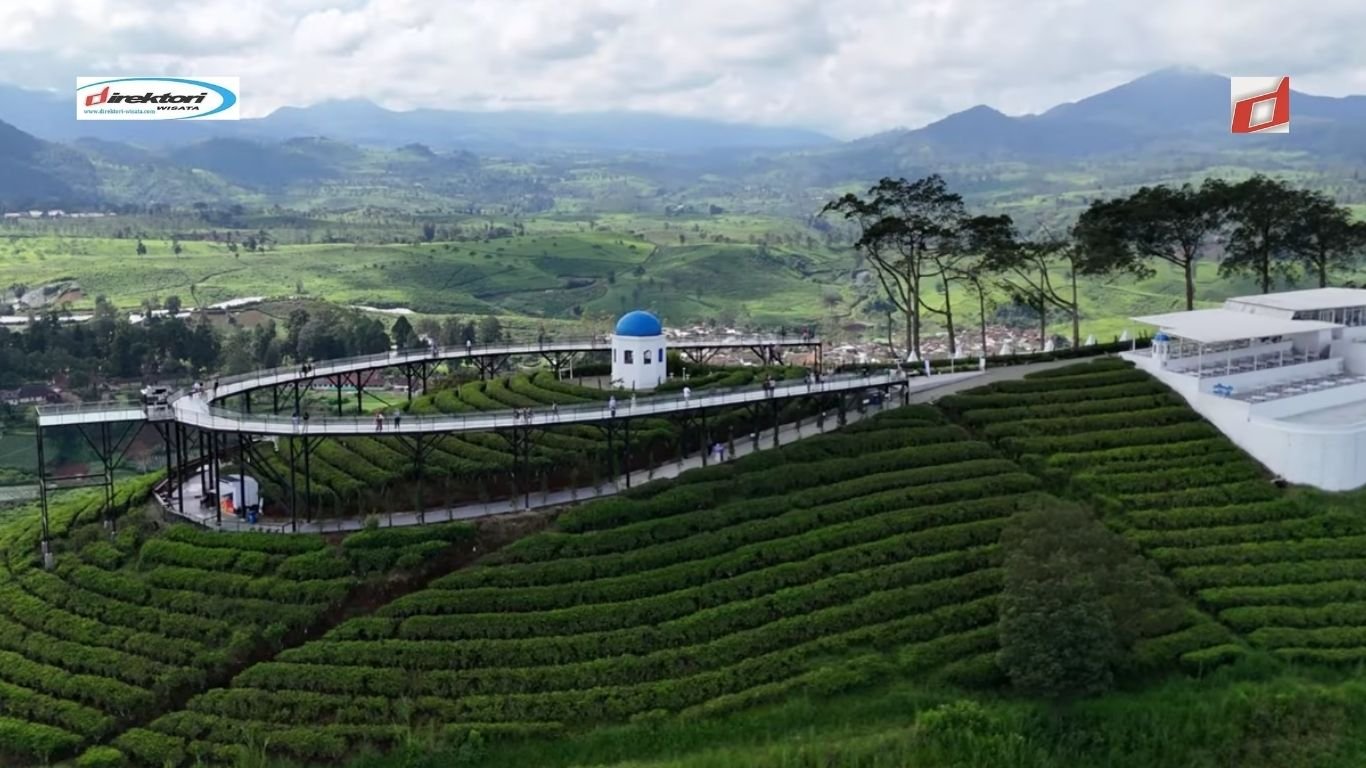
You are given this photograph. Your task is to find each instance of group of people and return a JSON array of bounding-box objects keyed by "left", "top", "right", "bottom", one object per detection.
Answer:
[
  {"left": 373, "top": 411, "right": 403, "bottom": 431},
  {"left": 191, "top": 379, "right": 221, "bottom": 398}
]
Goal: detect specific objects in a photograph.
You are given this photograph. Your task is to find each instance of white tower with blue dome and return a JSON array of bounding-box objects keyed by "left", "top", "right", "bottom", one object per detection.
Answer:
[{"left": 611, "top": 310, "right": 667, "bottom": 391}]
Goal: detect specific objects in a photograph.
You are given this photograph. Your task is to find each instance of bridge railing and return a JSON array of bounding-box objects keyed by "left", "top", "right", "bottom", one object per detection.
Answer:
[
  {"left": 36, "top": 400, "right": 143, "bottom": 417},
  {"left": 177, "top": 369, "right": 907, "bottom": 434},
  {"left": 210, "top": 337, "right": 615, "bottom": 390},
  {"left": 210, "top": 334, "right": 820, "bottom": 392}
]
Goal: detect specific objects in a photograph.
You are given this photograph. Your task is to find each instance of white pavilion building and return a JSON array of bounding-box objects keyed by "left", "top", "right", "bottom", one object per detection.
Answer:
[
  {"left": 1124, "top": 287, "right": 1366, "bottom": 490},
  {"left": 611, "top": 310, "right": 667, "bottom": 391}
]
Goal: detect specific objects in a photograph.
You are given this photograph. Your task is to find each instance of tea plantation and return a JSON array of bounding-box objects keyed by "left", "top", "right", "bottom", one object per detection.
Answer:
[
  {"left": 255, "top": 368, "right": 809, "bottom": 515},
  {"left": 943, "top": 357, "right": 1366, "bottom": 668},
  {"left": 10, "top": 356, "right": 1366, "bottom": 766},
  {"left": 0, "top": 486, "right": 479, "bottom": 765}
]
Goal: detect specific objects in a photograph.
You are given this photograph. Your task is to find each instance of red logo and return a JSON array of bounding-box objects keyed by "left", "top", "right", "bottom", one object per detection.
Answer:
[
  {"left": 1231, "top": 76, "right": 1290, "bottom": 134},
  {"left": 84, "top": 86, "right": 110, "bottom": 107}
]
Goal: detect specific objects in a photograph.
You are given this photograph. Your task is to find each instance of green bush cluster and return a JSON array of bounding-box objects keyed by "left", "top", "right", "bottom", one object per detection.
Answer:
[
  {"left": 120, "top": 416, "right": 1027, "bottom": 763},
  {"left": 0, "top": 471, "right": 403, "bottom": 763},
  {"left": 942, "top": 360, "right": 1272, "bottom": 672}
]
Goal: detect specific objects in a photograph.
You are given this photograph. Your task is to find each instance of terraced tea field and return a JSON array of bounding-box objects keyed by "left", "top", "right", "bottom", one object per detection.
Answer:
[
  {"left": 940, "top": 356, "right": 1366, "bottom": 670},
  {"left": 0, "top": 482, "right": 484, "bottom": 765},
  {"left": 98, "top": 408, "right": 1022, "bottom": 764},
  {"left": 254, "top": 368, "right": 808, "bottom": 515},
  {"left": 10, "top": 355, "right": 1366, "bottom": 767}
]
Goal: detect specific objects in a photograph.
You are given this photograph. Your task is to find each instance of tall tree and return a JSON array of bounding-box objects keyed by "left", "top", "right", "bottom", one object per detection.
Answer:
[
  {"left": 391, "top": 315, "right": 415, "bottom": 349},
  {"left": 285, "top": 308, "right": 310, "bottom": 360},
  {"left": 1074, "top": 180, "right": 1228, "bottom": 311},
  {"left": 1220, "top": 175, "right": 1308, "bottom": 294},
  {"left": 990, "top": 226, "right": 1144, "bottom": 351},
  {"left": 954, "top": 215, "right": 1016, "bottom": 357},
  {"left": 439, "top": 316, "right": 465, "bottom": 346},
  {"left": 1290, "top": 191, "right": 1366, "bottom": 287},
  {"left": 477, "top": 315, "right": 503, "bottom": 344},
  {"left": 824, "top": 175, "right": 967, "bottom": 358}
]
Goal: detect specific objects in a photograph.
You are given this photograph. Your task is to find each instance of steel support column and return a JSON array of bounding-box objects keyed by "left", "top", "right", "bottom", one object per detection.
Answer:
[
  {"left": 288, "top": 436, "right": 299, "bottom": 533},
  {"left": 175, "top": 423, "right": 186, "bottom": 515},
  {"left": 508, "top": 424, "right": 533, "bottom": 508},
  {"left": 100, "top": 423, "right": 113, "bottom": 529},
  {"left": 396, "top": 433, "right": 436, "bottom": 524},
  {"left": 606, "top": 419, "right": 617, "bottom": 480},
  {"left": 36, "top": 426, "right": 50, "bottom": 568},
  {"left": 237, "top": 433, "right": 248, "bottom": 520},
  {"left": 624, "top": 418, "right": 632, "bottom": 489},
  {"left": 700, "top": 407, "right": 709, "bottom": 466},
  {"left": 769, "top": 399, "right": 780, "bottom": 448}
]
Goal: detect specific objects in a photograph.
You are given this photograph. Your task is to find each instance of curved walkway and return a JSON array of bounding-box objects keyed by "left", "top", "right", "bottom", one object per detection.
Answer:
[
  {"left": 167, "top": 393, "right": 909, "bottom": 534},
  {"left": 168, "top": 370, "right": 969, "bottom": 436},
  {"left": 38, "top": 334, "right": 820, "bottom": 429},
  {"left": 164, "top": 357, "right": 1094, "bottom": 534}
]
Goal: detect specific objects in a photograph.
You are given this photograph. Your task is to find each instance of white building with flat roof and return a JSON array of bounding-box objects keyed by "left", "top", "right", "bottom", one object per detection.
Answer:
[{"left": 1124, "top": 287, "right": 1366, "bottom": 490}]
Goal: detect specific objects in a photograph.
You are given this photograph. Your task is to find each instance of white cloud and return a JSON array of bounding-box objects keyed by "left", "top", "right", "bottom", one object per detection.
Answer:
[{"left": 0, "top": 0, "right": 1363, "bottom": 138}]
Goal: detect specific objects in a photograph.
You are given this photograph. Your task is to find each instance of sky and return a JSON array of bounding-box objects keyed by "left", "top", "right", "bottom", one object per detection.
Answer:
[{"left": 1, "top": 0, "right": 1365, "bottom": 138}]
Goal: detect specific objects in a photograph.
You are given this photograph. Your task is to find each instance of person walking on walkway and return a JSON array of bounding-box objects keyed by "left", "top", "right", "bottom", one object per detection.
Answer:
[
  {"left": 608, "top": 395, "right": 618, "bottom": 417},
  {"left": 466, "top": 338, "right": 473, "bottom": 355},
  {"left": 375, "top": 412, "right": 384, "bottom": 432},
  {"left": 393, "top": 411, "right": 402, "bottom": 430},
  {"left": 682, "top": 385, "right": 692, "bottom": 402},
  {"left": 552, "top": 402, "right": 559, "bottom": 419}
]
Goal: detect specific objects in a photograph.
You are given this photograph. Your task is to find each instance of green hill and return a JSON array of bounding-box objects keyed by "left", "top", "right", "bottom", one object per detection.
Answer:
[
  {"left": 0, "top": 119, "right": 101, "bottom": 209},
  {"left": 11, "top": 358, "right": 1366, "bottom": 766}
]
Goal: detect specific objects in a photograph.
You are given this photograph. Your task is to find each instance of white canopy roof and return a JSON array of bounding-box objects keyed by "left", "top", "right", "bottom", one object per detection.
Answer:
[
  {"left": 1133, "top": 308, "right": 1340, "bottom": 344},
  {"left": 1225, "top": 288, "right": 1366, "bottom": 313}
]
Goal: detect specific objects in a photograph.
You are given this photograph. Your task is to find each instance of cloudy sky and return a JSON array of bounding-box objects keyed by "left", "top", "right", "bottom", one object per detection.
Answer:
[{"left": 1, "top": 0, "right": 1364, "bottom": 138}]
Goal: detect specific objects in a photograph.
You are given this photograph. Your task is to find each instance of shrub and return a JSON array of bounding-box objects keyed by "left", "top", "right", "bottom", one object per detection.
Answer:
[{"left": 76, "top": 746, "right": 125, "bottom": 768}]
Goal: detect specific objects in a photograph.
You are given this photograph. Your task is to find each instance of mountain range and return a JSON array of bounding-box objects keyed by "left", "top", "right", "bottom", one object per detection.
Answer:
[
  {"left": 0, "top": 85, "right": 835, "bottom": 154},
  {"left": 2, "top": 68, "right": 1364, "bottom": 210}
]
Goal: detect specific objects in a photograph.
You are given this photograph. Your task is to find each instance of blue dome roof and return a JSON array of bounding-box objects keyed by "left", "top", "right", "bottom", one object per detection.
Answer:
[
  {"left": 615, "top": 310, "right": 663, "bottom": 337},
  {"left": 1154, "top": 331, "right": 1170, "bottom": 342}
]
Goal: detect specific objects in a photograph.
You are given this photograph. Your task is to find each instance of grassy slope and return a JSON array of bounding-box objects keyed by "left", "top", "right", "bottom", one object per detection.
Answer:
[
  {"left": 111, "top": 399, "right": 1227, "bottom": 766},
  {"left": 7, "top": 357, "right": 1366, "bottom": 766},
  {"left": 0, "top": 476, "right": 496, "bottom": 766},
  {"left": 455, "top": 673, "right": 1366, "bottom": 768},
  {"left": 0, "top": 228, "right": 845, "bottom": 324},
  {"left": 940, "top": 358, "right": 1366, "bottom": 669},
  {"left": 0, "top": 224, "right": 1304, "bottom": 339}
]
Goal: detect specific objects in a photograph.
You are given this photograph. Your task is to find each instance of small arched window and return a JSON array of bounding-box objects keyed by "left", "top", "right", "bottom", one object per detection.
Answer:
[
  {"left": 624, "top": 350, "right": 634, "bottom": 364},
  {"left": 644, "top": 350, "right": 652, "bottom": 364}
]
